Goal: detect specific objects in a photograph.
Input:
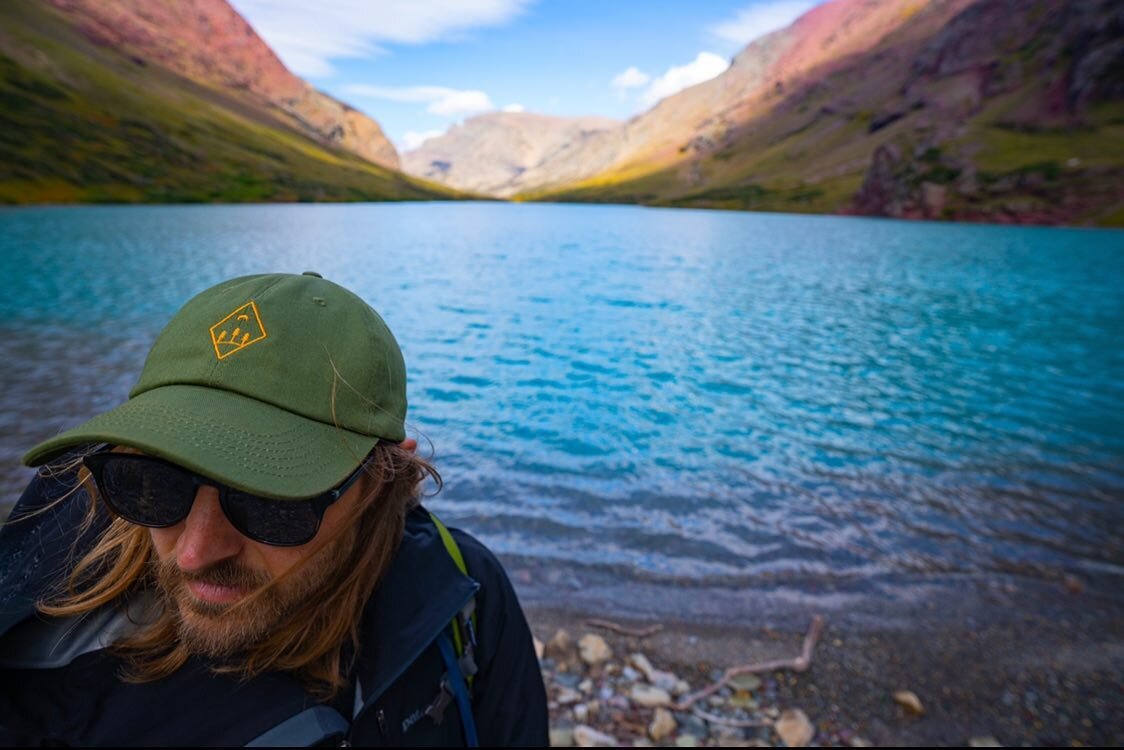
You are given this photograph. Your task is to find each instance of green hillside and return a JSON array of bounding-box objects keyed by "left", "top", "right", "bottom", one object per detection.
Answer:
[
  {"left": 528, "top": 1, "right": 1124, "bottom": 226},
  {"left": 533, "top": 89, "right": 1124, "bottom": 227},
  {"left": 0, "top": 1, "right": 455, "bottom": 204}
]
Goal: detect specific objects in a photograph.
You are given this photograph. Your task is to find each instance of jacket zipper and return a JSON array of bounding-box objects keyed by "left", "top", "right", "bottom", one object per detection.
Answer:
[{"left": 352, "top": 582, "right": 479, "bottom": 725}]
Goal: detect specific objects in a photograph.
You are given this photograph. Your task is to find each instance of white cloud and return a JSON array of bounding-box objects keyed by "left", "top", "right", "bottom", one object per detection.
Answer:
[
  {"left": 343, "top": 84, "right": 495, "bottom": 117},
  {"left": 230, "top": 0, "right": 530, "bottom": 77},
  {"left": 400, "top": 129, "right": 445, "bottom": 151},
  {"left": 502, "top": 103, "right": 525, "bottom": 112},
  {"left": 429, "top": 90, "right": 494, "bottom": 116},
  {"left": 640, "top": 52, "right": 730, "bottom": 106},
  {"left": 709, "top": 1, "right": 820, "bottom": 47},
  {"left": 611, "top": 66, "right": 650, "bottom": 91}
]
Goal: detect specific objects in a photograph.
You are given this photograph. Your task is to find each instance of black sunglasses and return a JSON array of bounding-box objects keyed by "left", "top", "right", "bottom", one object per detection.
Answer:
[{"left": 82, "top": 452, "right": 371, "bottom": 547}]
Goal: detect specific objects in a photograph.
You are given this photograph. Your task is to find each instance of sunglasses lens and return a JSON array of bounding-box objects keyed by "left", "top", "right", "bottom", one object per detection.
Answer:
[
  {"left": 95, "top": 456, "right": 195, "bottom": 527},
  {"left": 223, "top": 492, "right": 321, "bottom": 547}
]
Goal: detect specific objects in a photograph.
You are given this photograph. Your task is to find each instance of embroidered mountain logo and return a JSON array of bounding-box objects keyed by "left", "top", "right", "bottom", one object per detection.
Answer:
[{"left": 210, "top": 301, "right": 267, "bottom": 359}]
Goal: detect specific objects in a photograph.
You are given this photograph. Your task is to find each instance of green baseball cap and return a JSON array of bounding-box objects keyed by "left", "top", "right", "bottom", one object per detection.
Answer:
[{"left": 22, "top": 272, "right": 407, "bottom": 500}]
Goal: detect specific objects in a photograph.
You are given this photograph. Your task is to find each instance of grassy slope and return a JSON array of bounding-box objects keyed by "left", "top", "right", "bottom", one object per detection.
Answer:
[
  {"left": 0, "top": 1, "right": 457, "bottom": 204},
  {"left": 529, "top": 8, "right": 1124, "bottom": 226}
]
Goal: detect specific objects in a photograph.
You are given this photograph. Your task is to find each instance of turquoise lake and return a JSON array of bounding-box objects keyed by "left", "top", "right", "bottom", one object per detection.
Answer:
[{"left": 1, "top": 203, "right": 1121, "bottom": 615}]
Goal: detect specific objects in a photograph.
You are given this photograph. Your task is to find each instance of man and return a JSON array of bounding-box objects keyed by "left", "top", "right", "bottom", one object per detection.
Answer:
[{"left": 0, "top": 272, "right": 548, "bottom": 746}]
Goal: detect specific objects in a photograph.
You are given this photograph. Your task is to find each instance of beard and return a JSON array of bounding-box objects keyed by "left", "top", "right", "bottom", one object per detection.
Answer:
[{"left": 152, "top": 536, "right": 350, "bottom": 659}]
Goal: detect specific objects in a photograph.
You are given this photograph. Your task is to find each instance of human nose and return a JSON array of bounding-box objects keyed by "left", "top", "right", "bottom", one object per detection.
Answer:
[{"left": 175, "top": 485, "right": 245, "bottom": 572}]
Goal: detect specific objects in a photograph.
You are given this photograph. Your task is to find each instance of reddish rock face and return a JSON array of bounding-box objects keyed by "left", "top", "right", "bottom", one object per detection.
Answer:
[{"left": 46, "top": 0, "right": 399, "bottom": 169}]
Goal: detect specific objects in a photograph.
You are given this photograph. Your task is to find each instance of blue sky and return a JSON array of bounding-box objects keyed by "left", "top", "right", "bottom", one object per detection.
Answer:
[{"left": 229, "top": 0, "right": 825, "bottom": 151}]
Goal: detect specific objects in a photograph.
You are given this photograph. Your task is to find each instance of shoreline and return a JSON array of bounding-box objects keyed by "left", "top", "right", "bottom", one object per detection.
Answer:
[{"left": 517, "top": 572, "right": 1123, "bottom": 746}]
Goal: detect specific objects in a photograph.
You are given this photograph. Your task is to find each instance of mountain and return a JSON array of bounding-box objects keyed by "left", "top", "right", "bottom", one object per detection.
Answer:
[
  {"left": 401, "top": 112, "right": 619, "bottom": 198},
  {"left": 518, "top": 0, "right": 1123, "bottom": 226},
  {"left": 0, "top": 0, "right": 452, "bottom": 203},
  {"left": 45, "top": 0, "right": 400, "bottom": 170}
]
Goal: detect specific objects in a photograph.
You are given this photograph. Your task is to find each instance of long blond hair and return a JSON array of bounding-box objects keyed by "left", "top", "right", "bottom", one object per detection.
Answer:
[{"left": 35, "top": 442, "right": 440, "bottom": 700}]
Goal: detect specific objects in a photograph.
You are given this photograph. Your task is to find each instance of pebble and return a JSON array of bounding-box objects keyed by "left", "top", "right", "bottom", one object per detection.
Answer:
[
  {"left": 547, "top": 629, "right": 572, "bottom": 658},
  {"left": 573, "top": 724, "right": 616, "bottom": 747},
  {"left": 578, "top": 634, "right": 613, "bottom": 665},
  {"left": 608, "top": 695, "right": 631, "bottom": 711},
  {"left": 550, "top": 727, "right": 574, "bottom": 747},
  {"left": 533, "top": 637, "right": 544, "bottom": 661},
  {"left": 893, "top": 690, "right": 924, "bottom": 715},
  {"left": 680, "top": 714, "right": 708, "bottom": 738},
  {"left": 675, "top": 734, "right": 701, "bottom": 748},
  {"left": 673, "top": 679, "right": 691, "bottom": 696},
  {"left": 712, "top": 727, "right": 747, "bottom": 742},
  {"left": 629, "top": 653, "right": 656, "bottom": 677},
  {"left": 729, "top": 673, "right": 762, "bottom": 692},
  {"left": 578, "top": 678, "right": 593, "bottom": 695},
  {"left": 622, "top": 666, "right": 641, "bottom": 681},
  {"left": 627, "top": 652, "right": 680, "bottom": 692},
  {"left": 968, "top": 737, "right": 1003, "bottom": 747},
  {"left": 728, "top": 689, "right": 757, "bottom": 710},
  {"left": 650, "top": 671, "right": 679, "bottom": 692},
  {"left": 775, "top": 708, "right": 815, "bottom": 748},
  {"left": 557, "top": 687, "right": 582, "bottom": 706},
  {"left": 630, "top": 684, "right": 672, "bottom": 708},
  {"left": 556, "top": 673, "right": 581, "bottom": 689},
  {"left": 573, "top": 703, "right": 589, "bottom": 723},
  {"left": 648, "top": 707, "right": 677, "bottom": 741}
]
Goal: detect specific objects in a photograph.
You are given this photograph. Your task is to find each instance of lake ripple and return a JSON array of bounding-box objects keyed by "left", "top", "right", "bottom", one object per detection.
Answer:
[{"left": 1, "top": 202, "right": 1121, "bottom": 593}]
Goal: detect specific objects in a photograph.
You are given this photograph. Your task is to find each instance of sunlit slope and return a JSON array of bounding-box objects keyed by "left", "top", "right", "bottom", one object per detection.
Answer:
[
  {"left": 526, "top": 0, "right": 1124, "bottom": 226},
  {"left": 0, "top": 1, "right": 456, "bottom": 203}
]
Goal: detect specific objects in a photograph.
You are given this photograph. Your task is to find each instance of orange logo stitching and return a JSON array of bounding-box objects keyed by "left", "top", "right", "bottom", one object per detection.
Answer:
[{"left": 210, "top": 301, "right": 267, "bottom": 360}]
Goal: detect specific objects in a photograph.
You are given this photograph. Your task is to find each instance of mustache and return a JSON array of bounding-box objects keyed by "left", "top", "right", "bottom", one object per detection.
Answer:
[{"left": 154, "top": 557, "right": 272, "bottom": 591}]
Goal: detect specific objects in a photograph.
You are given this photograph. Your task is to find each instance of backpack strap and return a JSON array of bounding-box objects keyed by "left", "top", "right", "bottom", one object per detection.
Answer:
[
  {"left": 428, "top": 512, "right": 479, "bottom": 689},
  {"left": 436, "top": 632, "right": 479, "bottom": 747},
  {"left": 426, "top": 511, "right": 480, "bottom": 747},
  {"left": 244, "top": 705, "right": 349, "bottom": 747}
]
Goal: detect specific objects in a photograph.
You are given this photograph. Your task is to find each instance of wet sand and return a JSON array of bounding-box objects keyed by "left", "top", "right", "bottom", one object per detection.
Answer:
[{"left": 519, "top": 572, "right": 1123, "bottom": 746}]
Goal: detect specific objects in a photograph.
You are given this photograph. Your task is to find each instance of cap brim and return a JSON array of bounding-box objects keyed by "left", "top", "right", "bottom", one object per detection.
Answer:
[{"left": 22, "top": 385, "right": 379, "bottom": 500}]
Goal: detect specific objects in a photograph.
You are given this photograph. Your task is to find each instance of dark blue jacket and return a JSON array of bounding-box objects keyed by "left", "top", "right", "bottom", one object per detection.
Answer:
[{"left": 0, "top": 470, "right": 548, "bottom": 746}]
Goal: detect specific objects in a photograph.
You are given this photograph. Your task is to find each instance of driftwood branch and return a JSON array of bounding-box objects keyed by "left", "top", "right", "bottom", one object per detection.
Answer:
[
  {"left": 584, "top": 618, "right": 664, "bottom": 638},
  {"left": 673, "top": 614, "right": 825, "bottom": 711}
]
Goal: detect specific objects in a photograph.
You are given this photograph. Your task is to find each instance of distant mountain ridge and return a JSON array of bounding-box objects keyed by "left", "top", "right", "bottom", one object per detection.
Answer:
[{"left": 402, "top": 112, "right": 619, "bottom": 197}]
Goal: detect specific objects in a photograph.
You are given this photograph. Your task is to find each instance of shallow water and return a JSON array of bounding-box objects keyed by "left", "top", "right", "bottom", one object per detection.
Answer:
[{"left": 1, "top": 202, "right": 1121, "bottom": 597}]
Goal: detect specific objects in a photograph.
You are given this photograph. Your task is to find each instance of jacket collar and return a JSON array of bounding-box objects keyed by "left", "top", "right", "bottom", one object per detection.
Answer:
[{"left": 354, "top": 505, "right": 479, "bottom": 712}]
